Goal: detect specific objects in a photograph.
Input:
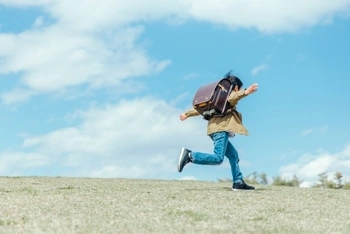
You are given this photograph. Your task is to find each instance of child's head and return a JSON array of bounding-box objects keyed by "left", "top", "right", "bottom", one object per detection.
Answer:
[
  {"left": 224, "top": 70, "right": 243, "bottom": 92},
  {"left": 230, "top": 76, "right": 243, "bottom": 92}
]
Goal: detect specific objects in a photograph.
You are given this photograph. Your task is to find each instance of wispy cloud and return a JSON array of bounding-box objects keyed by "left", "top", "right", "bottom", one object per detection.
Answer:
[
  {"left": 301, "top": 126, "right": 328, "bottom": 136},
  {"left": 0, "top": 10, "right": 171, "bottom": 104},
  {"left": 1, "top": 0, "right": 349, "bottom": 34},
  {"left": 0, "top": 96, "right": 212, "bottom": 178},
  {"left": 251, "top": 64, "right": 270, "bottom": 76},
  {"left": 0, "top": 0, "right": 348, "bottom": 181},
  {"left": 279, "top": 149, "right": 298, "bottom": 160},
  {"left": 279, "top": 144, "right": 350, "bottom": 188},
  {"left": 319, "top": 125, "right": 329, "bottom": 133},
  {"left": 183, "top": 73, "right": 199, "bottom": 80},
  {"left": 177, "top": 176, "right": 197, "bottom": 181},
  {"left": 1, "top": 1, "right": 349, "bottom": 103},
  {"left": 33, "top": 16, "right": 44, "bottom": 27},
  {"left": 302, "top": 129, "right": 313, "bottom": 136}
]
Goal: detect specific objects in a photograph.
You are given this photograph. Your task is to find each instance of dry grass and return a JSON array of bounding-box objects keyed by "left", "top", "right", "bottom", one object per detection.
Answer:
[{"left": 0, "top": 176, "right": 349, "bottom": 234}]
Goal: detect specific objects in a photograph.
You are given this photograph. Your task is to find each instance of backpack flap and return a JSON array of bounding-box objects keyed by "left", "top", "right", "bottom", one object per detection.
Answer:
[
  {"left": 192, "top": 78, "right": 233, "bottom": 120},
  {"left": 212, "top": 79, "right": 232, "bottom": 113}
]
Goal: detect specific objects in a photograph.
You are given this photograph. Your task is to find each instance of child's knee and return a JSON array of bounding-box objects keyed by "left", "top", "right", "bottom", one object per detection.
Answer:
[{"left": 214, "top": 155, "right": 225, "bottom": 164}]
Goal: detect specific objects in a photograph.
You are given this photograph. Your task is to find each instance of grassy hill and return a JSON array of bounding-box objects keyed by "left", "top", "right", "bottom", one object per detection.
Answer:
[{"left": 0, "top": 177, "right": 349, "bottom": 234}]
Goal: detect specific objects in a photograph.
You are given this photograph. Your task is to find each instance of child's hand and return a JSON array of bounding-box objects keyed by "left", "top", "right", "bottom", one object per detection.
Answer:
[
  {"left": 245, "top": 83, "right": 258, "bottom": 95},
  {"left": 179, "top": 113, "right": 188, "bottom": 121}
]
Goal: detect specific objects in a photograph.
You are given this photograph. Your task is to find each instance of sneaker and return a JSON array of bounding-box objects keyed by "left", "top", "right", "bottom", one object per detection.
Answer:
[
  {"left": 177, "top": 147, "right": 192, "bottom": 172},
  {"left": 232, "top": 180, "right": 255, "bottom": 190}
]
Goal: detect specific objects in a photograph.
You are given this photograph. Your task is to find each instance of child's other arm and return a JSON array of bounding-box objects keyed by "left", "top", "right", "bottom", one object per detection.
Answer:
[{"left": 180, "top": 108, "right": 200, "bottom": 121}]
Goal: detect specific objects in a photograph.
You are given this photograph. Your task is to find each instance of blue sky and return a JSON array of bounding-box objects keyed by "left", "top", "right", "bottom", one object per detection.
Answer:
[{"left": 0, "top": 1, "right": 350, "bottom": 187}]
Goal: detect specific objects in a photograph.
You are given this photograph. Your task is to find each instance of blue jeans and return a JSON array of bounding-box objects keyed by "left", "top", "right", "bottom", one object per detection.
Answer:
[{"left": 191, "top": 131, "right": 243, "bottom": 184}]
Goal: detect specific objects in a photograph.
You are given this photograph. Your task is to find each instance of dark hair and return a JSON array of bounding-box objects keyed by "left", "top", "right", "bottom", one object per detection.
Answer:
[{"left": 223, "top": 70, "right": 243, "bottom": 90}]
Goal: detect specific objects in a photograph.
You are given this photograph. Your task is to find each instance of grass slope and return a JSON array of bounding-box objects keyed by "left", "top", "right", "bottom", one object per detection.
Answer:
[{"left": 0, "top": 177, "right": 349, "bottom": 234}]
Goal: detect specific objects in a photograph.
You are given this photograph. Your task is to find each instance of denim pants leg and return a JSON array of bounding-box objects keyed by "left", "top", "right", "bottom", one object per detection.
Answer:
[
  {"left": 225, "top": 140, "right": 243, "bottom": 184},
  {"left": 191, "top": 131, "right": 243, "bottom": 183},
  {"left": 191, "top": 131, "right": 228, "bottom": 165}
]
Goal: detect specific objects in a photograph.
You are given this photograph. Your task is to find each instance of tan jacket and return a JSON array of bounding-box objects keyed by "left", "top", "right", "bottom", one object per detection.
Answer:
[{"left": 185, "top": 89, "right": 249, "bottom": 136}]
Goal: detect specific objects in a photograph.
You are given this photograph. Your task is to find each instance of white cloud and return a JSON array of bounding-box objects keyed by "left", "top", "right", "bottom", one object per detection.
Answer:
[
  {"left": 33, "top": 16, "right": 44, "bottom": 27},
  {"left": 301, "top": 129, "right": 313, "bottom": 136},
  {"left": 319, "top": 125, "right": 329, "bottom": 133},
  {"left": 0, "top": 96, "right": 212, "bottom": 178},
  {"left": 185, "top": 0, "right": 350, "bottom": 34},
  {"left": 279, "top": 144, "right": 350, "bottom": 187},
  {"left": 1, "top": 88, "right": 35, "bottom": 104},
  {"left": 178, "top": 176, "right": 197, "bottom": 181},
  {"left": 0, "top": 0, "right": 349, "bottom": 180},
  {"left": 183, "top": 73, "right": 200, "bottom": 80},
  {"left": 251, "top": 64, "right": 269, "bottom": 76},
  {"left": 0, "top": 25, "right": 171, "bottom": 104},
  {"left": 90, "top": 165, "right": 149, "bottom": 178},
  {"left": 1, "top": 1, "right": 349, "bottom": 103},
  {"left": 0, "top": 151, "right": 50, "bottom": 175},
  {"left": 301, "top": 126, "right": 328, "bottom": 136},
  {"left": 0, "top": 0, "right": 49, "bottom": 7},
  {"left": 2, "top": 0, "right": 350, "bottom": 34}
]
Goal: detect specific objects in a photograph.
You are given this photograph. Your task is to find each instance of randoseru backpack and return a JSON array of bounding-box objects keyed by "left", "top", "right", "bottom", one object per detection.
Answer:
[{"left": 192, "top": 71, "right": 238, "bottom": 120}]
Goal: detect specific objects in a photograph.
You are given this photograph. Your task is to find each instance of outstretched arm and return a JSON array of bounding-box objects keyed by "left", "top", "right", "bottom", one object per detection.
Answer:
[
  {"left": 244, "top": 83, "right": 258, "bottom": 95},
  {"left": 228, "top": 83, "right": 258, "bottom": 106},
  {"left": 179, "top": 108, "right": 200, "bottom": 121}
]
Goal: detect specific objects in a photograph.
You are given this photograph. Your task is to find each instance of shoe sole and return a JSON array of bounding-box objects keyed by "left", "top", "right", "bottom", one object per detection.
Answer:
[
  {"left": 177, "top": 147, "right": 186, "bottom": 172},
  {"left": 232, "top": 188, "right": 255, "bottom": 191}
]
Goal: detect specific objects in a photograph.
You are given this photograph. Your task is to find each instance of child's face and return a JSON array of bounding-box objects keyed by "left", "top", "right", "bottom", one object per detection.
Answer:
[{"left": 234, "top": 85, "right": 241, "bottom": 92}]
